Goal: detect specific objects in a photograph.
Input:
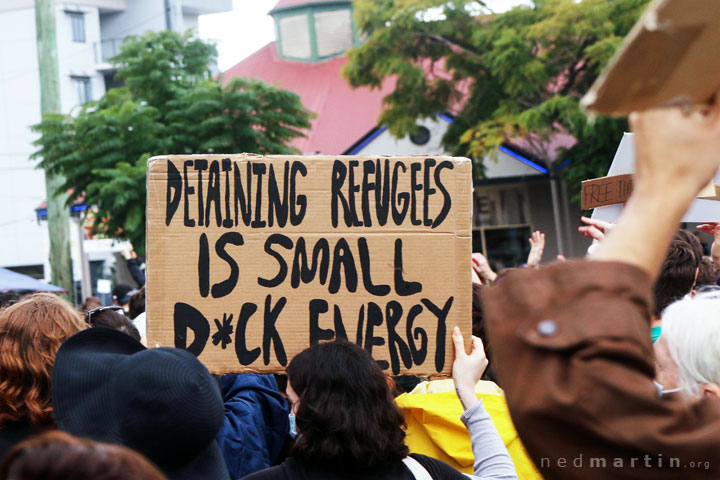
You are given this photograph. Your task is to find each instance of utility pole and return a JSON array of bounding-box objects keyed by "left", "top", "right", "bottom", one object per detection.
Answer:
[{"left": 35, "top": 0, "right": 74, "bottom": 300}]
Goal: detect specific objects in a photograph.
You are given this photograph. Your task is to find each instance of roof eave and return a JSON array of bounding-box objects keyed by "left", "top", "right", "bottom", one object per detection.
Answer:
[{"left": 269, "top": 0, "right": 351, "bottom": 16}]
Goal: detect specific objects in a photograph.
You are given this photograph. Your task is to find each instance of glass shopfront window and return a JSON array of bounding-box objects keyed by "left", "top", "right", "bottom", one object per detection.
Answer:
[{"left": 473, "top": 184, "right": 533, "bottom": 269}]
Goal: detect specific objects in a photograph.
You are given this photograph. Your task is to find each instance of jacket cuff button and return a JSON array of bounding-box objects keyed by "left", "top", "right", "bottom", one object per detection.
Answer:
[{"left": 537, "top": 319, "right": 557, "bottom": 336}]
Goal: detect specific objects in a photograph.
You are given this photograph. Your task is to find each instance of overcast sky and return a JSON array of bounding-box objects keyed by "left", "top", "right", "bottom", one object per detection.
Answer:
[
  {"left": 198, "top": 0, "right": 276, "bottom": 72},
  {"left": 198, "top": 0, "right": 530, "bottom": 72}
]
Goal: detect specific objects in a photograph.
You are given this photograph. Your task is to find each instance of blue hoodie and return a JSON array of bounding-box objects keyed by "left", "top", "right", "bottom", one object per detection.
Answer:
[{"left": 216, "top": 374, "right": 289, "bottom": 479}]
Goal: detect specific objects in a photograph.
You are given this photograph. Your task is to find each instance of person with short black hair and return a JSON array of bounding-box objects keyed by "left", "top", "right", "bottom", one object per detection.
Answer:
[
  {"left": 648, "top": 235, "right": 700, "bottom": 345},
  {"left": 86, "top": 306, "right": 141, "bottom": 342},
  {"left": 674, "top": 228, "right": 703, "bottom": 269},
  {"left": 653, "top": 237, "right": 698, "bottom": 317},
  {"left": 128, "top": 286, "right": 145, "bottom": 320},
  {"left": 112, "top": 283, "right": 136, "bottom": 313}
]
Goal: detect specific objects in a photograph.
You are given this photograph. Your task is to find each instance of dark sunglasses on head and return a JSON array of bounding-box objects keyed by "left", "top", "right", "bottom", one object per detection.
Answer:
[{"left": 85, "top": 305, "right": 125, "bottom": 325}]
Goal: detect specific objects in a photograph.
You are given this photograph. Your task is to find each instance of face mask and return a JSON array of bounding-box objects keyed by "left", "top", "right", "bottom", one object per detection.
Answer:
[
  {"left": 653, "top": 380, "right": 692, "bottom": 397},
  {"left": 288, "top": 413, "right": 298, "bottom": 439}
]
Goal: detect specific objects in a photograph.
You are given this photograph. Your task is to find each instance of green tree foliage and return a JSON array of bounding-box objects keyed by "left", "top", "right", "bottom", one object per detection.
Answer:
[
  {"left": 344, "top": 0, "right": 649, "bottom": 198},
  {"left": 33, "top": 31, "right": 312, "bottom": 253}
]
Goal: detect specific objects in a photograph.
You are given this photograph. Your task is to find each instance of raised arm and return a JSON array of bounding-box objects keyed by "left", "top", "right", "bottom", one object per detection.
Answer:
[
  {"left": 526, "top": 231, "right": 545, "bottom": 268},
  {"left": 698, "top": 223, "right": 720, "bottom": 268},
  {"left": 472, "top": 253, "right": 498, "bottom": 284},
  {"left": 452, "top": 327, "right": 517, "bottom": 480},
  {"left": 590, "top": 106, "right": 720, "bottom": 278},
  {"left": 483, "top": 102, "right": 720, "bottom": 479}
]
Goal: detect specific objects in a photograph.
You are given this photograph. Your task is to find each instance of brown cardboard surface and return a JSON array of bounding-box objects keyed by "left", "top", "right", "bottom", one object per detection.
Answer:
[
  {"left": 146, "top": 155, "right": 472, "bottom": 375},
  {"left": 582, "top": 0, "right": 720, "bottom": 115},
  {"left": 581, "top": 174, "right": 633, "bottom": 210},
  {"left": 698, "top": 182, "right": 720, "bottom": 201},
  {"left": 583, "top": 174, "right": 719, "bottom": 209}
]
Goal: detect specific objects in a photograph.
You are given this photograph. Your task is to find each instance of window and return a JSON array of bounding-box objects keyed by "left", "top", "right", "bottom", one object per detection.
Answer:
[
  {"left": 475, "top": 225, "right": 533, "bottom": 270},
  {"left": 72, "top": 76, "right": 92, "bottom": 104},
  {"left": 473, "top": 185, "right": 529, "bottom": 227},
  {"left": 472, "top": 184, "right": 533, "bottom": 269},
  {"left": 409, "top": 126, "right": 431, "bottom": 146},
  {"left": 314, "top": 9, "right": 353, "bottom": 57},
  {"left": 279, "top": 14, "right": 311, "bottom": 59},
  {"left": 68, "top": 12, "right": 85, "bottom": 43}
]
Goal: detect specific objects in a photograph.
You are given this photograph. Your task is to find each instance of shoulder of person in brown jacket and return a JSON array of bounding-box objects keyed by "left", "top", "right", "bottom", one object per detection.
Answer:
[{"left": 483, "top": 98, "right": 720, "bottom": 479}]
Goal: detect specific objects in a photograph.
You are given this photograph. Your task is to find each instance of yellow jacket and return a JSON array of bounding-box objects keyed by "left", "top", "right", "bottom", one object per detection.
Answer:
[{"left": 395, "top": 379, "right": 542, "bottom": 479}]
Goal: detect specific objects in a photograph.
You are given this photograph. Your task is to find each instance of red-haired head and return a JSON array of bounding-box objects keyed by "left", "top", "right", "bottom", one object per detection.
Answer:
[{"left": 0, "top": 293, "right": 86, "bottom": 427}]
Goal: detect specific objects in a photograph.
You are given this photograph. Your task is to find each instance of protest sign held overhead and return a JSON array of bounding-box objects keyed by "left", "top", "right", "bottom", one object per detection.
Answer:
[
  {"left": 146, "top": 155, "right": 472, "bottom": 375},
  {"left": 582, "top": 172, "right": 719, "bottom": 210},
  {"left": 582, "top": 0, "right": 720, "bottom": 116},
  {"left": 588, "top": 133, "right": 720, "bottom": 221},
  {"left": 581, "top": 174, "right": 633, "bottom": 210}
]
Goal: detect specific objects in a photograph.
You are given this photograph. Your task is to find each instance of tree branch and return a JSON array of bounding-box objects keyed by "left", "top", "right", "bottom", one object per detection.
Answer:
[
  {"left": 559, "top": 39, "right": 592, "bottom": 95},
  {"left": 414, "top": 31, "right": 484, "bottom": 63}
]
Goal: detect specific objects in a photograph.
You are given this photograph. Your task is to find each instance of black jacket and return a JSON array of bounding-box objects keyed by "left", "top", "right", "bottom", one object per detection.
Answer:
[
  {"left": 0, "top": 420, "right": 40, "bottom": 460},
  {"left": 240, "top": 454, "right": 466, "bottom": 480}
]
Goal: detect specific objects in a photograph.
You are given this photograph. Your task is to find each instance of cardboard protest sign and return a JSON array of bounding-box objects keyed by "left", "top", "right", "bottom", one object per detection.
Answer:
[
  {"left": 582, "top": 0, "right": 720, "bottom": 115},
  {"left": 591, "top": 133, "right": 720, "bottom": 222},
  {"left": 583, "top": 173, "right": 718, "bottom": 210},
  {"left": 146, "top": 155, "right": 472, "bottom": 375},
  {"left": 581, "top": 174, "right": 633, "bottom": 210}
]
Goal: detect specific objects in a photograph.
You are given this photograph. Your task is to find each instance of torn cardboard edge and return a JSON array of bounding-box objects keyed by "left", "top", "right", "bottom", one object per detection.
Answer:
[
  {"left": 590, "top": 133, "right": 720, "bottom": 222},
  {"left": 582, "top": 0, "right": 720, "bottom": 116}
]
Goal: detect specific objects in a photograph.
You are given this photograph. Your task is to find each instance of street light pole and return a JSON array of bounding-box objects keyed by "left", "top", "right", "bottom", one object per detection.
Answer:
[
  {"left": 74, "top": 215, "right": 92, "bottom": 301},
  {"left": 550, "top": 174, "right": 566, "bottom": 257}
]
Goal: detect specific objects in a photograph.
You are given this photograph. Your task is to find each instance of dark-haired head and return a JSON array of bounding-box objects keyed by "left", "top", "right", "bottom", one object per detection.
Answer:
[
  {"left": 0, "top": 430, "right": 166, "bottom": 480},
  {"left": 128, "top": 286, "right": 146, "bottom": 320},
  {"left": 78, "top": 296, "right": 102, "bottom": 313},
  {"left": 654, "top": 238, "right": 698, "bottom": 317},
  {"left": 696, "top": 256, "right": 720, "bottom": 288},
  {"left": 87, "top": 308, "right": 141, "bottom": 342},
  {"left": 0, "top": 292, "right": 22, "bottom": 310},
  {"left": 287, "top": 340, "right": 408, "bottom": 471},
  {"left": 675, "top": 229, "right": 703, "bottom": 269},
  {"left": 472, "top": 283, "right": 497, "bottom": 383}
]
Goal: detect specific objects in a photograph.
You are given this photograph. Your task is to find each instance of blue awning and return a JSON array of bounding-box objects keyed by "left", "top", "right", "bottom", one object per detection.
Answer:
[{"left": 0, "top": 267, "right": 66, "bottom": 293}]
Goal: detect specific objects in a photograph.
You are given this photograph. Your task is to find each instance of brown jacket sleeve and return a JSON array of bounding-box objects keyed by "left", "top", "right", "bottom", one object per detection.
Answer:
[{"left": 483, "top": 261, "right": 720, "bottom": 479}]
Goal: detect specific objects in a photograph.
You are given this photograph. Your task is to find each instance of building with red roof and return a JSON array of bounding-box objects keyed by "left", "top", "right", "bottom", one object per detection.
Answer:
[
  {"left": 225, "top": 42, "right": 396, "bottom": 155},
  {"left": 224, "top": 0, "right": 588, "bottom": 264}
]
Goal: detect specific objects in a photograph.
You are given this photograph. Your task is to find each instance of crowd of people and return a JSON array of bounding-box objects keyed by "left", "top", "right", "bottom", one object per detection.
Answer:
[
  {"left": 0, "top": 277, "right": 517, "bottom": 479},
  {"left": 4, "top": 104, "right": 720, "bottom": 479}
]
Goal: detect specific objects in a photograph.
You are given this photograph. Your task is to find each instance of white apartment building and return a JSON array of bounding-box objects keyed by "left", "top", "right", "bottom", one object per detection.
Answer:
[{"left": 0, "top": 0, "right": 230, "bottom": 296}]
